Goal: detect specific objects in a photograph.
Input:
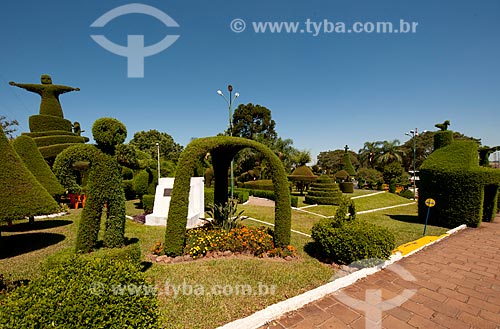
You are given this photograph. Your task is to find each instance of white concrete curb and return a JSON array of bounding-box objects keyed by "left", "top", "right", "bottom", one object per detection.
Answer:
[{"left": 217, "top": 224, "right": 468, "bottom": 329}]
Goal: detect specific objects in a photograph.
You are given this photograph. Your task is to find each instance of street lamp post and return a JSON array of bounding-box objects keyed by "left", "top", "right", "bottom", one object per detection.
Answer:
[
  {"left": 217, "top": 85, "right": 240, "bottom": 199},
  {"left": 405, "top": 128, "right": 425, "bottom": 200},
  {"left": 156, "top": 142, "right": 160, "bottom": 184}
]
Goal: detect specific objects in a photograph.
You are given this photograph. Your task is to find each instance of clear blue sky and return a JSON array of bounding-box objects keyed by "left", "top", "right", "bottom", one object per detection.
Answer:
[{"left": 1, "top": 0, "right": 499, "bottom": 161}]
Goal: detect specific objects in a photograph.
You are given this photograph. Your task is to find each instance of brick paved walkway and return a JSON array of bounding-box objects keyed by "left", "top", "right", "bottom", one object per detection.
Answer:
[{"left": 263, "top": 221, "right": 500, "bottom": 329}]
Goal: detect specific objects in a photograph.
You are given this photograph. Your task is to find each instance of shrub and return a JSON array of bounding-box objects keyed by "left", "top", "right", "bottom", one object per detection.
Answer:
[
  {"left": 244, "top": 189, "right": 297, "bottom": 207},
  {"left": 232, "top": 189, "right": 250, "bottom": 204},
  {"left": 0, "top": 256, "right": 159, "bottom": 328},
  {"left": 342, "top": 152, "right": 357, "bottom": 176},
  {"left": 92, "top": 117, "right": 127, "bottom": 153},
  {"left": 0, "top": 125, "right": 59, "bottom": 222},
  {"left": 243, "top": 179, "right": 274, "bottom": 191},
  {"left": 433, "top": 130, "right": 454, "bottom": 150},
  {"left": 399, "top": 189, "right": 414, "bottom": 199},
  {"left": 12, "top": 135, "right": 65, "bottom": 198},
  {"left": 311, "top": 220, "right": 395, "bottom": 265},
  {"left": 205, "top": 188, "right": 215, "bottom": 209},
  {"left": 357, "top": 168, "right": 383, "bottom": 188},
  {"left": 28, "top": 115, "right": 72, "bottom": 132},
  {"left": 123, "top": 179, "right": 136, "bottom": 200},
  {"left": 142, "top": 194, "right": 155, "bottom": 214},
  {"left": 339, "top": 182, "right": 354, "bottom": 193},
  {"left": 304, "top": 175, "right": 342, "bottom": 205},
  {"left": 32, "top": 135, "right": 87, "bottom": 148},
  {"left": 335, "top": 195, "right": 356, "bottom": 221}
]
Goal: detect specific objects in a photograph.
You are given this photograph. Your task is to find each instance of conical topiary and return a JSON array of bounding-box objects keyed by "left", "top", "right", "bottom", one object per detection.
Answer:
[
  {"left": 304, "top": 175, "right": 342, "bottom": 205},
  {"left": 0, "top": 125, "right": 59, "bottom": 223},
  {"left": 12, "top": 135, "right": 65, "bottom": 198}
]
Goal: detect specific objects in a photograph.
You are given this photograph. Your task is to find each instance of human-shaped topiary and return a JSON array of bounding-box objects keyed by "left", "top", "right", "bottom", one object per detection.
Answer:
[
  {"left": 9, "top": 74, "right": 80, "bottom": 118},
  {"left": 53, "top": 118, "right": 128, "bottom": 252}
]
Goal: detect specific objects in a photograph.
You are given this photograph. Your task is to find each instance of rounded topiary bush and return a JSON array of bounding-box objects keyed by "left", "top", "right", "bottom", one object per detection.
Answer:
[
  {"left": 311, "top": 219, "right": 395, "bottom": 265},
  {"left": 304, "top": 175, "right": 342, "bottom": 205},
  {"left": 92, "top": 117, "right": 127, "bottom": 152},
  {"left": 0, "top": 256, "right": 159, "bottom": 328}
]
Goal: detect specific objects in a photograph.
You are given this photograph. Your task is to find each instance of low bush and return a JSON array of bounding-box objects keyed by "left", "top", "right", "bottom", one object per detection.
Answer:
[
  {"left": 123, "top": 179, "right": 136, "bottom": 200},
  {"left": 398, "top": 189, "right": 414, "bottom": 199},
  {"left": 335, "top": 195, "right": 356, "bottom": 221},
  {"left": 205, "top": 188, "right": 215, "bottom": 209},
  {"left": 244, "top": 189, "right": 298, "bottom": 207},
  {"left": 243, "top": 179, "right": 274, "bottom": 191},
  {"left": 311, "top": 219, "right": 395, "bottom": 265},
  {"left": 0, "top": 256, "right": 159, "bottom": 328},
  {"left": 142, "top": 194, "right": 155, "bottom": 214}
]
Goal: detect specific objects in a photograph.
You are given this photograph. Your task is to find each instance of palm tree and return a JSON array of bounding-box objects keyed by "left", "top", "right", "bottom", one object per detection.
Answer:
[
  {"left": 377, "top": 139, "right": 404, "bottom": 166},
  {"left": 358, "top": 141, "right": 383, "bottom": 168}
]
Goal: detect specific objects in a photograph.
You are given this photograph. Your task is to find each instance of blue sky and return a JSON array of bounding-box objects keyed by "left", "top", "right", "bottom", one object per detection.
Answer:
[{"left": 1, "top": 0, "right": 499, "bottom": 161}]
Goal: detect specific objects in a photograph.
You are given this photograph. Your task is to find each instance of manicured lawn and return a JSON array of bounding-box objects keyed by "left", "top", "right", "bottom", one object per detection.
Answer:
[
  {"left": 0, "top": 192, "right": 448, "bottom": 329},
  {"left": 354, "top": 192, "right": 414, "bottom": 212}
]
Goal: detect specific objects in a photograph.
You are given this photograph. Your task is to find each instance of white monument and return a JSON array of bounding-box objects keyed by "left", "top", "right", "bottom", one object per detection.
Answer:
[{"left": 145, "top": 177, "right": 204, "bottom": 228}]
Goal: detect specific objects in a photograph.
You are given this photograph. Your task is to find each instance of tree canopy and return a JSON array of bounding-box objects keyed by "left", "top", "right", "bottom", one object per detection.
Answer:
[
  {"left": 231, "top": 103, "right": 277, "bottom": 141},
  {"left": 317, "top": 150, "right": 360, "bottom": 174},
  {"left": 0, "top": 115, "right": 19, "bottom": 140},
  {"left": 130, "top": 130, "right": 183, "bottom": 163}
]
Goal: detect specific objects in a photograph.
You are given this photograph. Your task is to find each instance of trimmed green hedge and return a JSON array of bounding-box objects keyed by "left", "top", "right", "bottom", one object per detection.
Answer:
[
  {"left": 39, "top": 143, "right": 86, "bottom": 160},
  {"left": 243, "top": 179, "right": 274, "bottom": 191},
  {"left": 33, "top": 135, "right": 87, "bottom": 148},
  {"left": 165, "top": 136, "right": 292, "bottom": 256},
  {"left": 342, "top": 152, "right": 357, "bottom": 176},
  {"left": 53, "top": 144, "right": 99, "bottom": 194},
  {"left": 23, "top": 130, "right": 76, "bottom": 138},
  {"left": 142, "top": 194, "right": 155, "bottom": 214},
  {"left": 0, "top": 126, "right": 59, "bottom": 222},
  {"left": 243, "top": 188, "right": 298, "bottom": 207},
  {"left": 12, "top": 135, "right": 65, "bottom": 198},
  {"left": 419, "top": 141, "right": 500, "bottom": 228},
  {"left": 304, "top": 175, "right": 342, "bottom": 205},
  {"left": 433, "top": 130, "right": 454, "bottom": 150},
  {"left": 29, "top": 114, "right": 72, "bottom": 132},
  {"left": 0, "top": 256, "right": 159, "bottom": 328}
]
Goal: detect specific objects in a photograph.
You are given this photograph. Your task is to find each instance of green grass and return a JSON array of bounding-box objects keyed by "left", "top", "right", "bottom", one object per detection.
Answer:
[
  {"left": 354, "top": 192, "right": 414, "bottom": 212},
  {"left": 357, "top": 204, "right": 448, "bottom": 246},
  {"left": 0, "top": 192, "right": 448, "bottom": 329}
]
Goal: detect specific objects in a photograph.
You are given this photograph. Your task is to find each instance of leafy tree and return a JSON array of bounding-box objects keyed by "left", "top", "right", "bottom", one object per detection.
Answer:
[
  {"left": 399, "top": 131, "right": 481, "bottom": 172},
  {"left": 317, "top": 150, "right": 360, "bottom": 174},
  {"left": 231, "top": 103, "right": 277, "bottom": 141},
  {"left": 292, "top": 149, "right": 311, "bottom": 167},
  {"left": 0, "top": 115, "right": 19, "bottom": 140},
  {"left": 383, "top": 162, "right": 404, "bottom": 183},
  {"left": 130, "top": 130, "right": 183, "bottom": 163},
  {"left": 357, "top": 168, "right": 383, "bottom": 187}
]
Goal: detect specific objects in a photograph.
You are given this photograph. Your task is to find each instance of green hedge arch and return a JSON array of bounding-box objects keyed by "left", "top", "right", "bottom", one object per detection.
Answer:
[{"left": 164, "top": 136, "right": 292, "bottom": 256}]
